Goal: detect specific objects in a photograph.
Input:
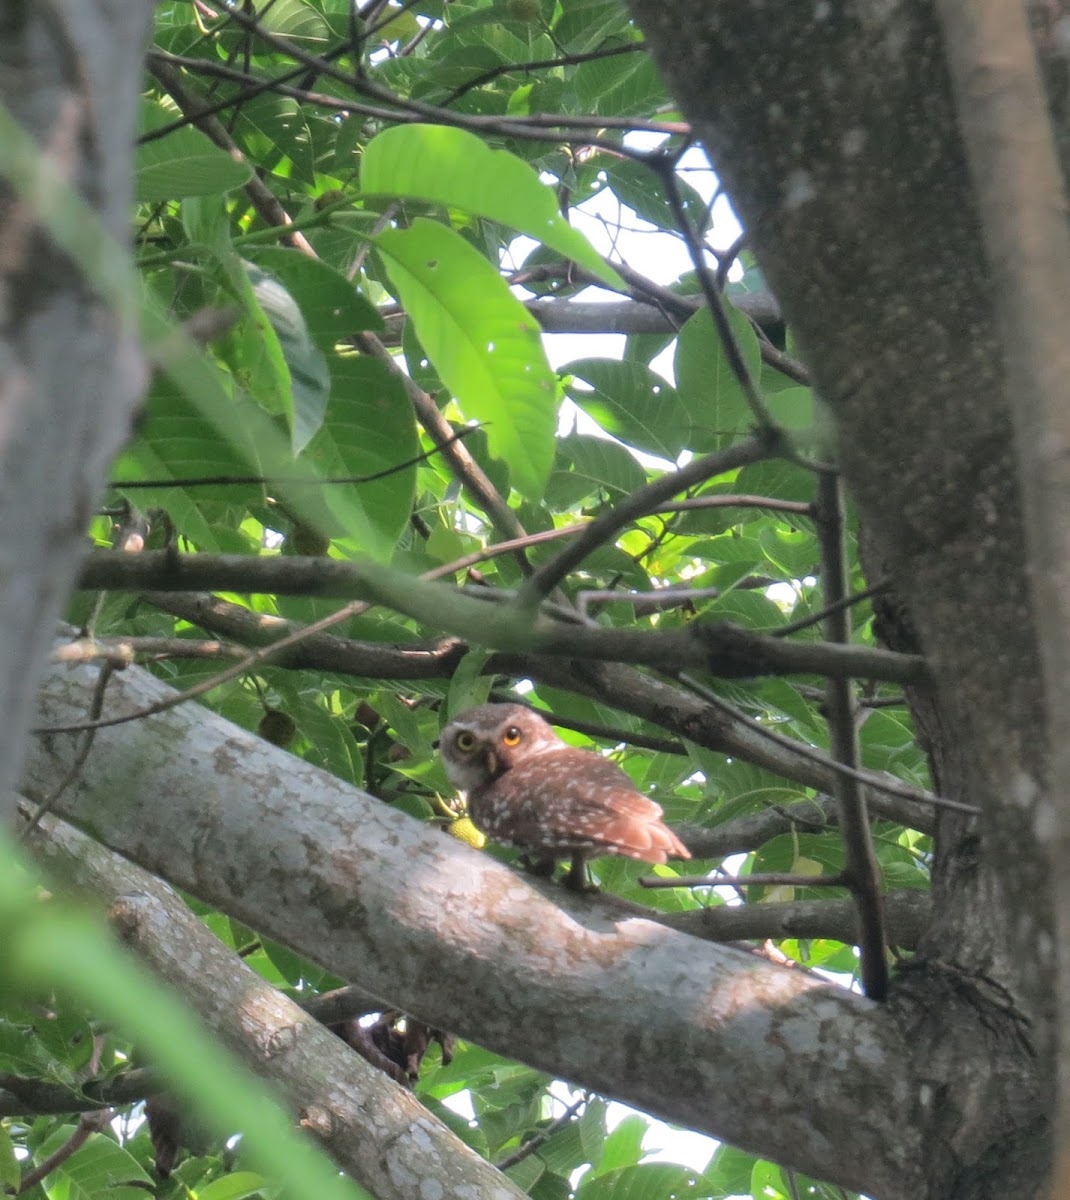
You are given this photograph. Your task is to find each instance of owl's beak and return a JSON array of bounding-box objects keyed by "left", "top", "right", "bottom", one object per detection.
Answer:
[{"left": 482, "top": 748, "right": 498, "bottom": 776}]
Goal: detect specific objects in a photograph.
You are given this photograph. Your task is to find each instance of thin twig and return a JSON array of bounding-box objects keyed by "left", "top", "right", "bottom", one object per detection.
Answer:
[
  {"left": 494, "top": 1097, "right": 587, "bottom": 1171},
  {"left": 442, "top": 43, "right": 645, "bottom": 106},
  {"left": 650, "top": 151, "right": 782, "bottom": 437},
  {"left": 18, "top": 1110, "right": 113, "bottom": 1193},
  {"left": 772, "top": 579, "right": 890, "bottom": 639},
  {"left": 815, "top": 470, "right": 888, "bottom": 1000},
  {"left": 652, "top": 494, "right": 813, "bottom": 517},
  {"left": 640, "top": 871, "right": 848, "bottom": 890},
  {"left": 516, "top": 434, "right": 774, "bottom": 608},
  {"left": 124, "top": 590, "right": 956, "bottom": 821},
  {"left": 21, "top": 664, "right": 116, "bottom": 838},
  {"left": 109, "top": 426, "right": 479, "bottom": 490},
  {"left": 148, "top": 58, "right": 314, "bottom": 253}
]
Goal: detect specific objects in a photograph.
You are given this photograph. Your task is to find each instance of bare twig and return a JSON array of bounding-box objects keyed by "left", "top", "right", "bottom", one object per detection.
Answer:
[
  {"left": 662, "top": 889, "right": 931, "bottom": 950},
  {"left": 641, "top": 871, "right": 848, "bottom": 890},
  {"left": 772, "top": 579, "right": 890, "bottom": 639},
  {"left": 110, "top": 425, "right": 479, "bottom": 491},
  {"left": 118, "top": 588, "right": 957, "bottom": 821},
  {"left": 21, "top": 664, "right": 116, "bottom": 838},
  {"left": 18, "top": 1110, "right": 113, "bottom": 1193},
  {"left": 494, "top": 1097, "right": 587, "bottom": 1171},
  {"left": 815, "top": 471, "right": 888, "bottom": 1000},
  {"left": 148, "top": 58, "right": 314, "bottom": 253},
  {"left": 650, "top": 151, "right": 782, "bottom": 436},
  {"left": 516, "top": 434, "right": 774, "bottom": 608}
]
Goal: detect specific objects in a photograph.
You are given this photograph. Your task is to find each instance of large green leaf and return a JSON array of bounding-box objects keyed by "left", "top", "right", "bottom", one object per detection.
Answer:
[
  {"left": 544, "top": 433, "right": 646, "bottom": 509},
  {"left": 375, "top": 218, "right": 557, "bottom": 499},
  {"left": 112, "top": 376, "right": 263, "bottom": 550},
  {"left": 32, "top": 1128, "right": 152, "bottom": 1200},
  {"left": 674, "top": 305, "right": 763, "bottom": 450},
  {"left": 246, "top": 264, "right": 330, "bottom": 455},
  {"left": 562, "top": 357, "right": 687, "bottom": 459},
  {"left": 244, "top": 248, "right": 384, "bottom": 347},
  {"left": 136, "top": 99, "right": 252, "bottom": 203},
  {"left": 361, "top": 124, "right": 623, "bottom": 289},
  {"left": 300, "top": 353, "right": 419, "bottom": 553},
  {"left": 577, "top": 1162, "right": 714, "bottom": 1200}
]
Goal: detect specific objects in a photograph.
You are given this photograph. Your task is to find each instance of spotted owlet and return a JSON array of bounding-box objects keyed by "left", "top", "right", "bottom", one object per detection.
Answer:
[{"left": 440, "top": 702, "right": 691, "bottom": 889}]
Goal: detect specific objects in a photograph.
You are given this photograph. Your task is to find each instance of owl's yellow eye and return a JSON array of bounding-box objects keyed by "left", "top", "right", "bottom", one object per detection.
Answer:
[
  {"left": 502, "top": 726, "right": 523, "bottom": 747},
  {"left": 454, "top": 730, "right": 477, "bottom": 753}
]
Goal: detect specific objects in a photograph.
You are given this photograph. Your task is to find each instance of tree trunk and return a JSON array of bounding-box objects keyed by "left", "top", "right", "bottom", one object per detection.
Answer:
[
  {"left": 0, "top": 2, "right": 151, "bottom": 812},
  {"left": 628, "top": 1, "right": 1057, "bottom": 1194}
]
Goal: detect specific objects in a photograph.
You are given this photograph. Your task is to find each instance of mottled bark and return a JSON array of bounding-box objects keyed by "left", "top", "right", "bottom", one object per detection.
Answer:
[
  {"left": 0, "top": 2, "right": 151, "bottom": 814},
  {"left": 24, "top": 657, "right": 921, "bottom": 1198},
  {"left": 627, "top": 0, "right": 1060, "bottom": 1194}
]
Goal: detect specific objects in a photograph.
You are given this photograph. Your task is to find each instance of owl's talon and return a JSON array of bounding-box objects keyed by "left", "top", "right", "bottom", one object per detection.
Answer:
[
  {"left": 566, "top": 855, "right": 597, "bottom": 892},
  {"left": 520, "top": 854, "right": 556, "bottom": 877}
]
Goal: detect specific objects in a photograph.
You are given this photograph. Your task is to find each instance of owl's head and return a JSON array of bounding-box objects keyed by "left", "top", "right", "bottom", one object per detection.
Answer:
[{"left": 440, "top": 703, "right": 561, "bottom": 791}]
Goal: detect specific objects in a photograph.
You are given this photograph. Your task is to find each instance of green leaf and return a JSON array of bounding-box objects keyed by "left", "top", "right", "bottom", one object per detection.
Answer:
[
  {"left": 766, "top": 385, "right": 814, "bottom": 431},
  {"left": 589, "top": 1114, "right": 648, "bottom": 1177},
  {"left": 758, "top": 527, "right": 820, "bottom": 581},
  {"left": 290, "top": 698, "right": 365, "bottom": 786},
  {"left": 602, "top": 159, "right": 707, "bottom": 232},
  {"left": 573, "top": 54, "right": 665, "bottom": 119},
  {"left": 196, "top": 1171, "right": 273, "bottom": 1200},
  {"left": 545, "top": 433, "right": 645, "bottom": 510},
  {"left": 577, "top": 1162, "right": 714, "bottom": 1200},
  {"left": 536, "top": 1116, "right": 588, "bottom": 1176},
  {"left": 562, "top": 358, "right": 687, "bottom": 459},
  {"left": 233, "top": 94, "right": 315, "bottom": 186},
  {"left": 246, "top": 264, "right": 330, "bottom": 454},
  {"left": 32, "top": 1127, "right": 153, "bottom": 1199},
  {"left": 136, "top": 99, "right": 252, "bottom": 202},
  {"left": 0, "top": 1122, "right": 19, "bottom": 1193},
  {"left": 675, "top": 306, "right": 763, "bottom": 451},
  {"left": 446, "top": 650, "right": 495, "bottom": 716},
  {"left": 300, "top": 353, "right": 419, "bottom": 554},
  {"left": 4, "top": 893, "right": 361, "bottom": 1200},
  {"left": 374, "top": 219, "right": 557, "bottom": 499},
  {"left": 361, "top": 124, "right": 623, "bottom": 289},
  {"left": 244, "top": 248, "right": 384, "bottom": 348},
  {"left": 111, "top": 375, "right": 264, "bottom": 550},
  {"left": 703, "top": 1144, "right": 757, "bottom": 1194},
  {"left": 505, "top": 1153, "right": 546, "bottom": 1192}
]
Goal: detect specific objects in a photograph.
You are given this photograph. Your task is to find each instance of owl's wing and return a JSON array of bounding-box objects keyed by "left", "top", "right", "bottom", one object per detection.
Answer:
[{"left": 471, "top": 747, "right": 690, "bottom": 864}]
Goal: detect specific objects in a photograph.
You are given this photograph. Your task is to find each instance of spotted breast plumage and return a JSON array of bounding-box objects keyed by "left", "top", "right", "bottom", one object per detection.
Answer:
[{"left": 440, "top": 702, "right": 691, "bottom": 888}]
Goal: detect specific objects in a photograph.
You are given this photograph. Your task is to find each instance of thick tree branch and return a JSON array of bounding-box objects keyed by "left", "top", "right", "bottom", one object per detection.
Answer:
[
  {"left": 73, "top": 550, "right": 928, "bottom": 686},
  {"left": 132, "top": 591, "right": 944, "bottom": 831},
  {"left": 23, "top": 656, "right": 922, "bottom": 1197},
  {"left": 26, "top": 812, "right": 526, "bottom": 1200}
]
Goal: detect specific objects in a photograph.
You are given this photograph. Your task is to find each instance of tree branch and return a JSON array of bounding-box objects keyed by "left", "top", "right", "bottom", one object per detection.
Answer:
[
  {"left": 23, "top": 655, "right": 922, "bottom": 1197},
  {"left": 663, "top": 890, "right": 930, "bottom": 951},
  {"left": 814, "top": 471, "right": 887, "bottom": 1000},
  {"left": 130, "top": 591, "right": 945, "bottom": 830},
  {"left": 516, "top": 436, "right": 774, "bottom": 608},
  {"left": 26, "top": 812, "right": 527, "bottom": 1200}
]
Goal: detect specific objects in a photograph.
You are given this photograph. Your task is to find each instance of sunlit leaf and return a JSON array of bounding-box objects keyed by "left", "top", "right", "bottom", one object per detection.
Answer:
[
  {"left": 361, "top": 124, "right": 623, "bottom": 289},
  {"left": 375, "top": 219, "right": 557, "bottom": 499}
]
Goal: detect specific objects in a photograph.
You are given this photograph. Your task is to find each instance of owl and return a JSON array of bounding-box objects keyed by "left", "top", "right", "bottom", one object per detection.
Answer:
[{"left": 440, "top": 702, "right": 691, "bottom": 889}]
